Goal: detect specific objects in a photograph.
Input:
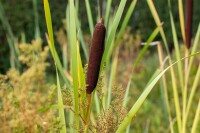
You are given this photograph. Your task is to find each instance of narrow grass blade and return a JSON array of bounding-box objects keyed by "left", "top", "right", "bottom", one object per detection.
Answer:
[
  {"left": 157, "top": 43, "right": 174, "bottom": 133},
  {"left": 69, "top": 0, "right": 80, "bottom": 130},
  {"left": 100, "top": 0, "right": 127, "bottom": 71},
  {"left": 77, "top": 40, "right": 87, "bottom": 117},
  {"left": 0, "top": 2, "right": 15, "bottom": 42},
  {"left": 186, "top": 64, "right": 200, "bottom": 118},
  {"left": 169, "top": 62, "right": 182, "bottom": 133},
  {"left": 191, "top": 99, "right": 200, "bottom": 133},
  {"left": 69, "top": 110, "right": 74, "bottom": 132},
  {"left": 116, "top": 51, "right": 200, "bottom": 132},
  {"left": 102, "top": 70, "right": 108, "bottom": 109},
  {"left": 144, "top": 120, "right": 150, "bottom": 133},
  {"left": 115, "top": 0, "right": 137, "bottom": 50},
  {"left": 67, "top": 3, "right": 88, "bottom": 62},
  {"left": 96, "top": 0, "right": 101, "bottom": 20},
  {"left": 188, "top": 24, "right": 200, "bottom": 75},
  {"left": 62, "top": 44, "right": 68, "bottom": 70},
  {"left": 123, "top": 77, "right": 131, "bottom": 107},
  {"left": 147, "top": 2, "right": 182, "bottom": 131},
  {"left": 125, "top": 123, "right": 131, "bottom": 133},
  {"left": 76, "top": 16, "right": 88, "bottom": 61},
  {"left": 169, "top": 6, "right": 184, "bottom": 90},
  {"left": 105, "top": 33, "right": 114, "bottom": 69},
  {"left": 43, "top": 0, "right": 56, "bottom": 55},
  {"left": 7, "top": 36, "right": 15, "bottom": 68},
  {"left": 94, "top": 91, "right": 101, "bottom": 114},
  {"left": 44, "top": 0, "right": 71, "bottom": 88},
  {"left": 85, "top": 0, "right": 94, "bottom": 35},
  {"left": 33, "top": 0, "right": 40, "bottom": 39},
  {"left": 65, "top": 12, "right": 74, "bottom": 133},
  {"left": 66, "top": 4, "right": 70, "bottom": 43},
  {"left": 178, "top": 0, "right": 186, "bottom": 43},
  {"left": 0, "top": 2, "right": 20, "bottom": 69},
  {"left": 55, "top": 48, "right": 71, "bottom": 88},
  {"left": 184, "top": 25, "right": 200, "bottom": 126},
  {"left": 75, "top": 0, "right": 79, "bottom": 14},
  {"left": 77, "top": 41, "right": 85, "bottom": 88},
  {"left": 104, "top": 0, "right": 112, "bottom": 27},
  {"left": 132, "top": 26, "right": 160, "bottom": 71},
  {"left": 159, "top": 80, "right": 169, "bottom": 125},
  {"left": 106, "top": 49, "right": 118, "bottom": 109},
  {"left": 56, "top": 68, "right": 67, "bottom": 133},
  {"left": 21, "top": 32, "right": 26, "bottom": 43},
  {"left": 147, "top": 0, "right": 170, "bottom": 55}
]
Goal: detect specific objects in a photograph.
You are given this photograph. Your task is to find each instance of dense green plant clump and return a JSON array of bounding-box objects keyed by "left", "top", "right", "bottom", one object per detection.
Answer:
[{"left": 0, "top": 39, "right": 62, "bottom": 132}]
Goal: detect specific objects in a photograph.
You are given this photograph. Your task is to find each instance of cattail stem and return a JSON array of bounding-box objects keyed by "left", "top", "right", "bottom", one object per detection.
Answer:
[
  {"left": 182, "top": 48, "right": 189, "bottom": 133},
  {"left": 85, "top": 94, "right": 92, "bottom": 124}
]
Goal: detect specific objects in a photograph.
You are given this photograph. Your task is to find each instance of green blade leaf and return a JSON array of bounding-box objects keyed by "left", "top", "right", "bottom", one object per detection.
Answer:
[
  {"left": 69, "top": 0, "right": 80, "bottom": 129},
  {"left": 132, "top": 25, "right": 160, "bottom": 70},
  {"left": 116, "top": 51, "right": 200, "bottom": 132},
  {"left": 191, "top": 99, "right": 200, "bottom": 133},
  {"left": 115, "top": 0, "right": 137, "bottom": 50},
  {"left": 43, "top": 0, "right": 71, "bottom": 88},
  {"left": 178, "top": 0, "right": 186, "bottom": 43},
  {"left": 186, "top": 64, "right": 200, "bottom": 118},
  {"left": 100, "top": 0, "right": 128, "bottom": 71},
  {"left": 105, "top": 0, "right": 112, "bottom": 27},
  {"left": 147, "top": 0, "right": 170, "bottom": 55},
  {"left": 85, "top": 0, "right": 94, "bottom": 36},
  {"left": 56, "top": 68, "right": 67, "bottom": 133},
  {"left": 168, "top": 3, "right": 184, "bottom": 90}
]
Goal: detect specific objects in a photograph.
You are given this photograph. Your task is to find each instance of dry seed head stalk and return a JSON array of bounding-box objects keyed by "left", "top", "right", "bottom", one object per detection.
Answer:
[
  {"left": 62, "top": 88, "right": 73, "bottom": 107},
  {"left": 95, "top": 85, "right": 127, "bottom": 133},
  {"left": 86, "top": 18, "right": 106, "bottom": 94},
  {"left": 0, "top": 40, "right": 61, "bottom": 132}
]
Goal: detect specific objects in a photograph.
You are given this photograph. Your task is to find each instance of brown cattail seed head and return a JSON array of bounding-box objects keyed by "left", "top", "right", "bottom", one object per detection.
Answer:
[
  {"left": 185, "top": 0, "right": 193, "bottom": 49},
  {"left": 86, "top": 19, "right": 106, "bottom": 94}
]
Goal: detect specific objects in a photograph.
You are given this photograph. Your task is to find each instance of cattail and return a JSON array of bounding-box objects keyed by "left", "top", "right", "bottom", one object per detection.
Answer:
[
  {"left": 185, "top": 0, "right": 193, "bottom": 49},
  {"left": 86, "top": 19, "right": 106, "bottom": 94}
]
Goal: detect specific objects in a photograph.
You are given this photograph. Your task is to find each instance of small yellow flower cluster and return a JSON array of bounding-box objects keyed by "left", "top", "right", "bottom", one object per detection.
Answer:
[
  {"left": 0, "top": 39, "right": 62, "bottom": 132},
  {"left": 18, "top": 39, "right": 49, "bottom": 66},
  {"left": 95, "top": 86, "right": 127, "bottom": 133}
]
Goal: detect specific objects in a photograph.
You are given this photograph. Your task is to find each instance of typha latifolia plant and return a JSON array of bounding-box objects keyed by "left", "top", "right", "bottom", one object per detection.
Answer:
[
  {"left": 1, "top": 0, "right": 200, "bottom": 132},
  {"left": 86, "top": 19, "right": 106, "bottom": 95},
  {"left": 147, "top": 0, "right": 200, "bottom": 133},
  {"left": 85, "top": 19, "right": 106, "bottom": 126},
  {"left": 43, "top": 0, "right": 200, "bottom": 132}
]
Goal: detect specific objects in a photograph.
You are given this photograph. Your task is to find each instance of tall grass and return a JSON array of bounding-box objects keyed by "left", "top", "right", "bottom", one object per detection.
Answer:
[
  {"left": 147, "top": 0, "right": 200, "bottom": 133},
  {"left": 0, "top": 2, "right": 21, "bottom": 69},
  {"left": 43, "top": 0, "right": 200, "bottom": 132},
  {"left": 0, "top": 0, "right": 199, "bottom": 132}
]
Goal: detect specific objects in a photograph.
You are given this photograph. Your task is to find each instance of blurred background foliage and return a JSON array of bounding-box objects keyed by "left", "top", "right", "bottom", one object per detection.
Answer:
[{"left": 0, "top": 0, "right": 200, "bottom": 72}]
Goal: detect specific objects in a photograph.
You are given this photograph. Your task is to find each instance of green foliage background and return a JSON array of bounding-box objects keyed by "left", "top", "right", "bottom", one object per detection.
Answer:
[{"left": 0, "top": 0, "right": 200, "bottom": 73}]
